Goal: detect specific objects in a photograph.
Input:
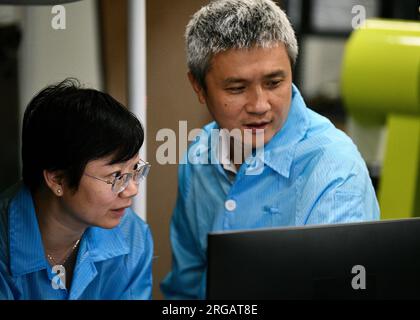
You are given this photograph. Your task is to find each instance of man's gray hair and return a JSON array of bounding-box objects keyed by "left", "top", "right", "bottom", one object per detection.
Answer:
[{"left": 186, "top": 0, "right": 298, "bottom": 89}]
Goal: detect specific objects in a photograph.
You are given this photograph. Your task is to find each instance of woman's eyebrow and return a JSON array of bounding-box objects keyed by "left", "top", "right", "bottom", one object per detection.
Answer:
[
  {"left": 105, "top": 161, "right": 123, "bottom": 168},
  {"left": 105, "top": 156, "right": 140, "bottom": 168}
]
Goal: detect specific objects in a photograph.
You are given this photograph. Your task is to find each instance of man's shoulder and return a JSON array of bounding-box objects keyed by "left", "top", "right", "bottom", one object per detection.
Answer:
[
  {"left": 181, "top": 121, "right": 218, "bottom": 169},
  {"left": 302, "top": 110, "right": 359, "bottom": 155},
  {"left": 187, "top": 121, "right": 217, "bottom": 149},
  {"left": 293, "top": 110, "right": 366, "bottom": 176}
]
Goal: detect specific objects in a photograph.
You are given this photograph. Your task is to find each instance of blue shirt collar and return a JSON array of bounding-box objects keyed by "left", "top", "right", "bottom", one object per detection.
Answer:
[
  {"left": 8, "top": 185, "right": 130, "bottom": 277},
  {"left": 261, "top": 84, "right": 310, "bottom": 178}
]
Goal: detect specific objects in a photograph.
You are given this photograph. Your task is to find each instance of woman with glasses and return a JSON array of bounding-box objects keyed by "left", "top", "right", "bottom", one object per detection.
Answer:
[{"left": 0, "top": 78, "right": 152, "bottom": 299}]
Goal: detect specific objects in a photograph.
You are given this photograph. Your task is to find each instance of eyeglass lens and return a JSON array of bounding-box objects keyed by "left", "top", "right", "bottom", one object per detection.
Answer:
[{"left": 112, "top": 164, "right": 151, "bottom": 194}]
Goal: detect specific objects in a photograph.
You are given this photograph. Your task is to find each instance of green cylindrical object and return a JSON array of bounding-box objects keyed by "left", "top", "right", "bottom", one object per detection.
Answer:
[{"left": 341, "top": 19, "right": 420, "bottom": 125}]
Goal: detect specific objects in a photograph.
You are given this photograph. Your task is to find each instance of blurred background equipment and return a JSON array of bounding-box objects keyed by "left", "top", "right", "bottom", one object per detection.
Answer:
[
  {"left": 0, "top": 0, "right": 102, "bottom": 194},
  {"left": 341, "top": 19, "right": 420, "bottom": 219}
]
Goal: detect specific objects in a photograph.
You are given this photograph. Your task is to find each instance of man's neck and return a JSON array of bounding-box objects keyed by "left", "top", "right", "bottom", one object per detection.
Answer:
[{"left": 229, "top": 138, "right": 254, "bottom": 172}]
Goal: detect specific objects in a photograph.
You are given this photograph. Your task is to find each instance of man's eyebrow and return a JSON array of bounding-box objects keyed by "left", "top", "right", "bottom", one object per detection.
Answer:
[
  {"left": 222, "top": 77, "right": 248, "bottom": 86},
  {"left": 222, "top": 70, "right": 288, "bottom": 85},
  {"left": 263, "top": 70, "right": 287, "bottom": 79}
]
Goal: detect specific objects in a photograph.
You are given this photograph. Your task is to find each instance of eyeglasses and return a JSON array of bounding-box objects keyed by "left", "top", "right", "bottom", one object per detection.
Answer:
[{"left": 84, "top": 159, "right": 151, "bottom": 194}]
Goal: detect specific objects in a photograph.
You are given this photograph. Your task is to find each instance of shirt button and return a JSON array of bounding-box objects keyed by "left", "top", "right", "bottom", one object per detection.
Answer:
[{"left": 225, "top": 199, "right": 237, "bottom": 212}]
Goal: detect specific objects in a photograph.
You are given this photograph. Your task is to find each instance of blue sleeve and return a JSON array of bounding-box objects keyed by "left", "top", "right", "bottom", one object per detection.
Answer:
[
  {"left": 303, "top": 158, "right": 380, "bottom": 225},
  {"left": 160, "top": 163, "right": 206, "bottom": 300}
]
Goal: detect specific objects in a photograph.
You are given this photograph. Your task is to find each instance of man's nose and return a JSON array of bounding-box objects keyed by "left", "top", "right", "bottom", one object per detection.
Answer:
[{"left": 245, "top": 87, "right": 271, "bottom": 115}]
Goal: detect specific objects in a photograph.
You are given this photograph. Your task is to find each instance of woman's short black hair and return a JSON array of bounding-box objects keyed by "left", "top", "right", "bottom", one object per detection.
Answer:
[{"left": 22, "top": 78, "right": 144, "bottom": 192}]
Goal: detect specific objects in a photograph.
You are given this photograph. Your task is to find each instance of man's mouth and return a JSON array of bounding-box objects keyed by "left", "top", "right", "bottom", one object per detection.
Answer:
[{"left": 244, "top": 120, "right": 272, "bottom": 130}]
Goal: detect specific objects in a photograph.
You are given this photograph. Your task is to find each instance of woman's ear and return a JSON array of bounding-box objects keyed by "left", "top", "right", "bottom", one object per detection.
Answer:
[
  {"left": 43, "top": 170, "right": 65, "bottom": 197},
  {"left": 188, "top": 72, "right": 207, "bottom": 105}
]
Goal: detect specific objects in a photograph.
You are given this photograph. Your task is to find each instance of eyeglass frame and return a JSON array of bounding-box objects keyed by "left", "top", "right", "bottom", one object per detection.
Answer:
[{"left": 84, "top": 159, "right": 151, "bottom": 194}]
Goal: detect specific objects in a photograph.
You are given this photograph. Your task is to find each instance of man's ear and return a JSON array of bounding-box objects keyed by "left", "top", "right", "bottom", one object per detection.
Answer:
[
  {"left": 188, "top": 72, "right": 206, "bottom": 105},
  {"left": 43, "top": 170, "right": 65, "bottom": 197}
]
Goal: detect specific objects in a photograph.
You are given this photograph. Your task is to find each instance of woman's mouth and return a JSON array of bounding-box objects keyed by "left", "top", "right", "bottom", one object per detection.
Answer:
[{"left": 110, "top": 207, "right": 128, "bottom": 217}]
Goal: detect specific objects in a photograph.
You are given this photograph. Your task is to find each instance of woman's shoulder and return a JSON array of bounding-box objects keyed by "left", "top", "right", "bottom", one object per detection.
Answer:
[
  {"left": 0, "top": 182, "right": 28, "bottom": 236},
  {"left": 0, "top": 183, "right": 21, "bottom": 267},
  {"left": 0, "top": 183, "right": 22, "bottom": 215}
]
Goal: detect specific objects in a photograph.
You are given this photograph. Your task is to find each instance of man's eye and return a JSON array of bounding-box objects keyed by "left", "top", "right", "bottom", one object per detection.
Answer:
[
  {"left": 226, "top": 87, "right": 245, "bottom": 93},
  {"left": 266, "top": 80, "right": 281, "bottom": 88}
]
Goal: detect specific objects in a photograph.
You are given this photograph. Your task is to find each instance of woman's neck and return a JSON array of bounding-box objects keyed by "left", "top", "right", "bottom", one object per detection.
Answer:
[{"left": 33, "top": 188, "right": 85, "bottom": 258}]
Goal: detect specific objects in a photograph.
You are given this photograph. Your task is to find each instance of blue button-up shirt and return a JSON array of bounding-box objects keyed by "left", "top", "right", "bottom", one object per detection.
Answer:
[
  {"left": 161, "top": 84, "right": 380, "bottom": 299},
  {"left": 0, "top": 184, "right": 153, "bottom": 300}
]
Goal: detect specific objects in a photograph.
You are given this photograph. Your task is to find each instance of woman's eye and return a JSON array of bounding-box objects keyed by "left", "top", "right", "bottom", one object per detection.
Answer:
[{"left": 111, "top": 171, "right": 122, "bottom": 178}]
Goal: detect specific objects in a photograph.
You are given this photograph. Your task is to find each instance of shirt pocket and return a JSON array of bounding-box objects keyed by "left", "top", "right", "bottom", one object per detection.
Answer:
[{"left": 261, "top": 197, "right": 297, "bottom": 227}]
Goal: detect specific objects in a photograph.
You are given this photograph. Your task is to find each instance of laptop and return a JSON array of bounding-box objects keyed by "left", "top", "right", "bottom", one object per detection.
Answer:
[{"left": 207, "top": 218, "right": 420, "bottom": 299}]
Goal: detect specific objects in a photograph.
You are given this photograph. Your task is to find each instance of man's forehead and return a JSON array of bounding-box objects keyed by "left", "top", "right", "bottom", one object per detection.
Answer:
[
  {"left": 209, "top": 51, "right": 290, "bottom": 79},
  {"left": 222, "top": 70, "right": 288, "bottom": 83},
  {"left": 209, "top": 44, "right": 288, "bottom": 66}
]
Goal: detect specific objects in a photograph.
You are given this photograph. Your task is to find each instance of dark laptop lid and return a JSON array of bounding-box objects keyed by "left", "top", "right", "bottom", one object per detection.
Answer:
[{"left": 207, "top": 218, "right": 420, "bottom": 299}]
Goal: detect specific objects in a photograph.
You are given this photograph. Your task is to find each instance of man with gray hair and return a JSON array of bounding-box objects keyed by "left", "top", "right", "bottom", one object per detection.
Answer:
[{"left": 161, "top": 0, "right": 379, "bottom": 299}]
